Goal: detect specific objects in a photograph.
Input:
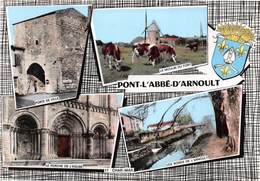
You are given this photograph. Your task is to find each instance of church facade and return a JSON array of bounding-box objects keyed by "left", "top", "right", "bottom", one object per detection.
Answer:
[{"left": 2, "top": 94, "right": 123, "bottom": 168}]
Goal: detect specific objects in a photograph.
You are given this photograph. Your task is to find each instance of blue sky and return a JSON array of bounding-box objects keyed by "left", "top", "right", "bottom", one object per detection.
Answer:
[
  {"left": 116, "top": 94, "right": 124, "bottom": 106},
  {"left": 6, "top": 5, "right": 89, "bottom": 44},
  {"left": 120, "top": 92, "right": 216, "bottom": 131},
  {"left": 93, "top": 6, "right": 208, "bottom": 43}
]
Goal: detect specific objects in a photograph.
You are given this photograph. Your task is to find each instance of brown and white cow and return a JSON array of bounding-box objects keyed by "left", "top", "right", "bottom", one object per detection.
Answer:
[
  {"left": 132, "top": 43, "right": 160, "bottom": 66},
  {"left": 158, "top": 44, "right": 177, "bottom": 63},
  {"left": 102, "top": 42, "right": 123, "bottom": 71},
  {"left": 185, "top": 41, "right": 199, "bottom": 52}
]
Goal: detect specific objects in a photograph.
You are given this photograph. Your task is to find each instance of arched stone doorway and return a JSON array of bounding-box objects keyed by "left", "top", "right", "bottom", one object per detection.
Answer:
[
  {"left": 27, "top": 63, "right": 45, "bottom": 94},
  {"left": 14, "top": 115, "right": 40, "bottom": 160},
  {"left": 92, "top": 124, "right": 108, "bottom": 158},
  {"left": 51, "top": 111, "right": 87, "bottom": 159}
]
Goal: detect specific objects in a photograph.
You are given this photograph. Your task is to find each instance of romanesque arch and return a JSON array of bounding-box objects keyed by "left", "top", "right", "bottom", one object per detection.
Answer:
[
  {"left": 12, "top": 114, "right": 41, "bottom": 160},
  {"left": 92, "top": 123, "right": 108, "bottom": 158},
  {"left": 50, "top": 110, "right": 87, "bottom": 158},
  {"left": 26, "top": 63, "right": 45, "bottom": 93}
]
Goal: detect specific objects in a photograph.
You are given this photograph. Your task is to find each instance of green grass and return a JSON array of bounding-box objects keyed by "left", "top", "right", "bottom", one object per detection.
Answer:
[{"left": 98, "top": 45, "right": 206, "bottom": 84}]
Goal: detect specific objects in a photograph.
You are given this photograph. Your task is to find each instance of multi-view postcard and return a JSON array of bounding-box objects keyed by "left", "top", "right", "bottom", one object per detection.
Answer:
[
  {"left": 6, "top": 5, "right": 90, "bottom": 109},
  {"left": 91, "top": 6, "right": 208, "bottom": 85},
  {"left": 119, "top": 85, "right": 242, "bottom": 172},
  {"left": 2, "top": 93, "right": 124, "bottom": 169}
]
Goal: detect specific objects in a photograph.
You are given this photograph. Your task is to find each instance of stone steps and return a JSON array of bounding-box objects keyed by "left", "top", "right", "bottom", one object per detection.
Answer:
[{"left": 9, "top": 158, "right": 110, "bottom": 167}]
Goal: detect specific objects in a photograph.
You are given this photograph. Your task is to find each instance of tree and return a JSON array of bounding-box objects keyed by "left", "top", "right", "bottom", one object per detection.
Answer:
[
  {"left": 209, "top": 87, "right": 241, "bottom": 152},
  {"left": 127, "top": 102, "right": 156, "bottom": 122}
]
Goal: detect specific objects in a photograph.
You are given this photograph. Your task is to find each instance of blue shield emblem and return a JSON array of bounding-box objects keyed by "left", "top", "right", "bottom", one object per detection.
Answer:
[{"left": 212, "top": 36, "right": 251, "bottom": 80}]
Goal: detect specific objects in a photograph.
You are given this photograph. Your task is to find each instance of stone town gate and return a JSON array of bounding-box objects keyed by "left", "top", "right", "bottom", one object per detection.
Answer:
[
  {"left": 11, "top": 8, "right": 88, "bottom": 95},
  {"left": 26, "top": 63, "right": 46, "bottom": 93}
]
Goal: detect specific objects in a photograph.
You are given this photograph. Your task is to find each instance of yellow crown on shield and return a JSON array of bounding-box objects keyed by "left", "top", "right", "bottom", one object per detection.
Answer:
[{"left": 217, "top": 22, "right": 256, "bottom": 46}]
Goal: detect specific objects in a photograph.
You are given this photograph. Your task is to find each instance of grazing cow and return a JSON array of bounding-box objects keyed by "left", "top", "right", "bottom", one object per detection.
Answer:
[
  {"left": 132, "top": 43, "right": 160, "bottom": 66},
  {"left": 102, "top": 43, "right": 123, "bottom": 71},
  {"left": 185, "top": 42, "right": 199, "bottom": 52},
  {"left": 147, "top": 45, "right": 160, "bottom": 66},
  {"left": 132, "top": 43, "right": 150, "bottom": 59},
  {"left": 158, "top": 44, "right": 177, "bottom": 63}
]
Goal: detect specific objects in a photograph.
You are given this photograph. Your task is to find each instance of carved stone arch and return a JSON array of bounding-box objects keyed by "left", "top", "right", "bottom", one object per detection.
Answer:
[
  {"left": 9, "top": 111, "right": 41, "bottom": 160},
  {"left": 51, "top": 109, "right": 86, "bottom": 134},
  {"left": 91, "top": 123, "right": 109, "bottom": 136},
  {"left": 50, "top": 109, "right": 87, "bottom": 158},
  {"left": 91, "top": 123, "right": 109, "bottom": 159},
  {"left": 10, "top": 110, "right": 41, "bottom": 129}
]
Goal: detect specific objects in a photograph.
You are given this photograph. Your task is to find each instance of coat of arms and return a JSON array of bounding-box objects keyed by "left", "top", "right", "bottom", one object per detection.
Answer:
[{"left": 212, "top": 23, "right": 255, "bottom": 80}]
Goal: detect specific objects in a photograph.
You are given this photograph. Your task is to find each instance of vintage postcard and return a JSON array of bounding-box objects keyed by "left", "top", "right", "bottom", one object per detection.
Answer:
[
  {"left": 6, "top": 5, "right": 90, "bottom": 109},
  {"left": 119, "top": 85, "right": 242, "bottom": 172},
  {"left": 2, "top": 93, "right": 124, "bottom": 170},
  {"left": 91, "top": 6, "right": 208, "bottom": 85}
]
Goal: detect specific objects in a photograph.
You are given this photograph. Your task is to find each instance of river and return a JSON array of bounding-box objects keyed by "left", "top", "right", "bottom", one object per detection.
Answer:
[{"left": 151, "top": 149, "right": 185, "bottom": 169}]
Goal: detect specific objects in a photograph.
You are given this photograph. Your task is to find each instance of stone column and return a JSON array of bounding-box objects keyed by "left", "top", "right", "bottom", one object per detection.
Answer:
[
  {"left": 3, "top": 125, "right": 13, "bottom": 161},
  {"left": 80, "top": 136, "right": 83, "bottom": 158},
  {"left": 70, "top": 134, "right": 73, "bottom": 158},
  {"left": 37, "top": 130, "right": 41, "bottom": 159},
  {"left": 71, "top": 134, "right": 76, "bottom": 158},
  {"left": 90, "top": 136, "right": 94, "bottom": 158},
  {"left": 41, "top": 129, "right": 49, "bottom": 160},
  {"left": 75, "top": 134, "right": 79, "bottom": 158},
  {"left": 82, "top": 136, "right": 85, "bottom": 158},
  {"left": 50, "top": 133, "right": 53, "bottom": 158},
  {"left": 34, "top": 132, "right": 37, "bottom": 157},
  {"left": 11, "top": 127, "right": 18, "bottom": 159},
  {"left": 31, "top": 131, "right": 34, "bottom": 159},
  {"left": 10, "top": 127, "right": 14, "bottom": 155}
]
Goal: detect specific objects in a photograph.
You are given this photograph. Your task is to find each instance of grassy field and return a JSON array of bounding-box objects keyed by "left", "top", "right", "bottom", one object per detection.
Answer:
[{"left": 98, "top": 45, "right": 206, "bottom": 84}]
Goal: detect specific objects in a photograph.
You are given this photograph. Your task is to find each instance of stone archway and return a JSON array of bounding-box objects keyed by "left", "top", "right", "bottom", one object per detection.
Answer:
[
  {"left": 27, "top": 63, "right": 45, "bottom": 94},
  {"left": 92, "top": 124, "right": 108, "bottom": 159},
  {"left": 14, "top": 115, "right": 40, "bottom": 160},
  {"left": 51, "top": 111, "right": 87, "bottom": 159}
]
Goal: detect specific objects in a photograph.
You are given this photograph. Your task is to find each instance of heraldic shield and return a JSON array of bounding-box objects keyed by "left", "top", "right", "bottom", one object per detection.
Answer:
[{"left": 212, "top": 36, "right": 251, "bottom": 80}]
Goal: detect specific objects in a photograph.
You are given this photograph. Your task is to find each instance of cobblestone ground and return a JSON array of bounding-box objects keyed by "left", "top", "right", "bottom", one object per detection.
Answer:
[{"left": 16, "top": 91, "right": 77, "bottom": 108}]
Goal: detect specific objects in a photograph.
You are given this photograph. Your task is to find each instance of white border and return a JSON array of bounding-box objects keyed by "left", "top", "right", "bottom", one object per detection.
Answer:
[
  {"left": 91, "top": 6, "right": 209, "bottom": 86},
  {"left": 118, "top": 84, "right": 242, "bottom": 173},
  {"left": 6, "top": 5, "right": 90, "bottom": 110},
  {"left": 2, "top": 92, "right": 124, "bottom": 171}
]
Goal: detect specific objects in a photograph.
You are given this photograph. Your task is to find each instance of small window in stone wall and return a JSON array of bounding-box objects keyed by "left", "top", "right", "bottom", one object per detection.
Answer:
[
  {"left": 14, "top": 54, "right": 21, "bottom": 67},
  {"left": 14, "top": 76, "right": 18, "bottom": 88},
  {"left": 35, "top": 40, "right": 39, "bottom": 45}
]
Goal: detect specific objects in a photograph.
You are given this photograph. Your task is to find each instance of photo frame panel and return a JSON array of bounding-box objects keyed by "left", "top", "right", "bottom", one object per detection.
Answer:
[
  {"left": 6, "top": 5, "right": 91, "bottom": 109},
  {"left": 118, "top": 85, "right": 242, "bottom": 172},
  {"left": 91, "top": 6, "right": 208, "bottom": 85},
  {"left": 2, "top": 93, "right": 124, "bottom": 170}
]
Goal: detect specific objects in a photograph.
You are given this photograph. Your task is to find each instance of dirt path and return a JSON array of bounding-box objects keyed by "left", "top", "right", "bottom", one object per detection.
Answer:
[{"left": 203, "top": 135, "right": 229, "bottom": 158}]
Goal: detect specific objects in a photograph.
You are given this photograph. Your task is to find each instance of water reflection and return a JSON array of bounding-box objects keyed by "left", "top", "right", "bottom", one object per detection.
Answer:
[{"left": 151, "top": 149, "right": 185, "bottom": 169}]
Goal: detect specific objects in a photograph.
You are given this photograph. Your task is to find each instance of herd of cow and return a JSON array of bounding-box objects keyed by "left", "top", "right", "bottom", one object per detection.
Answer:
[{"left": 102, "top": 41, "right": 199, "bottom": 71}]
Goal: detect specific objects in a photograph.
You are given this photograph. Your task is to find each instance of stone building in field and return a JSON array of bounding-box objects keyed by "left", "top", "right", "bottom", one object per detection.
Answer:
[
  {"left": 133, "top": 20, "right": 161, "bottom": 45},
  {"left": 146, "top": 20, "right": 161, "bottom": 45},
  {"left": 2, "top": 94, "right": 123, "bottom": 166},
  {"left": 121, "top": 113, "right": 143, "bottom": 135},
  {"left": 11, "top": 8, "right": 87, "bottom": 96}
]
